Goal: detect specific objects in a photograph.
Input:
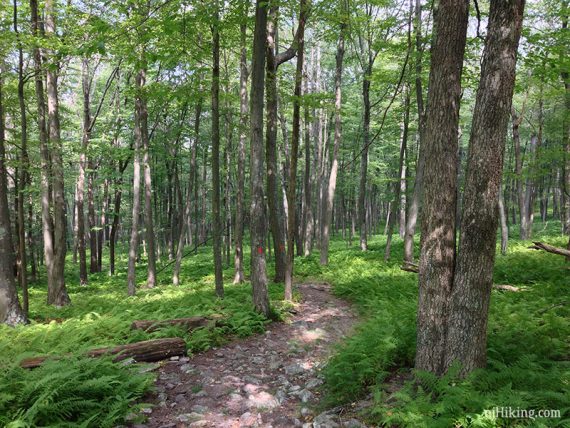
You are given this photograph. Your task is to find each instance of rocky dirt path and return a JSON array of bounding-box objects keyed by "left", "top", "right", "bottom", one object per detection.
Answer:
[{"left": 136, "top": 283, "right": 366, "bottom": 428}]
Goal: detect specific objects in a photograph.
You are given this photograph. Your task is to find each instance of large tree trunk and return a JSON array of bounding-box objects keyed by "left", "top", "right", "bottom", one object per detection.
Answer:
[
  {"left": 127, "top": 68, "right": 145, "bottom": 296},
  {"left": 211, "top": 6, "right": 224, "bottom": 298},
  {"left": 234, "top": 8, "right": 248, "bottom": 284},
  {"left": 284, "top": 0, "right": 308, "bottom": 300},
  {"left": 445, "top": 0, "right": 524, "bottom": 375},
  {"left": 249, "top": 0, "right": 271, "bottom": 317},
  {"left": 403, "top": 0, "right": 426, "bottom": 263},
  {"left": 265, "top": 8, "right": 287, "bottom": 283},
  {"left": 320, "top": 8, "right": 346, "bottom": 266},
  {"left": 0, "top": 63, "right": 27, "bottom": 326},
  {"left": 40, "top": 0, "right": 70, "bottom": 307},
  {"left": 415, "top": 0, "right": 468, "bottom": 375}
]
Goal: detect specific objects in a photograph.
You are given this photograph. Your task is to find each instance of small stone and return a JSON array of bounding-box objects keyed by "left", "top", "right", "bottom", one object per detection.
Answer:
[
  {"left": 158, "top": 424, "right": 176, "bottom": 428},
  {"left": 165, "top": 383, "right": 175, "bottom": 390},
  {"left": 285, "top": 363, "right": 304, "bottom": 376},
  {"left": 215, "top": 352, "right": 224, "bottom": 358},
  {"left": 174, "top": 394, "right": 186, "bottom": 403},
  {"left": 193, "top": 390, "right": 208, "bottom": 398},
  {"left": 300, "top": 407, "right": 313, "bottom": 418},
  {"left": 345, "top": 419, "right": 367, "bottom": 428},
  {"left": 252, "top": 356, "right": 264, "bottom": 364},
  {"left": 275, "top": 388, "right": 287, "bottom": 404},
  {"left": 170, "top": 356, "right": 180, "bottom": 361},
  {"left": 179, "top": 356, "right": 190, "bottom": 363},
  {"left": 176, "top": 412, "right": 203, "bottom": 423},
  {"left": 191, "top": 404, "right": 208, "bottom": 414},
  {"left": 305, "top": 378, "right": 323, "bottom": 390},
  {"left": 141, "top": 407, "right": 152, "bottom": 414},
  {"left": 239, "top": 411, "right": 257, "bottom": 426},
  {"left": 299, "top": 389, "right": 314, "bottom": 403},
  {"left": 189, "top": 421, "right": 209, "bottom": 428}
]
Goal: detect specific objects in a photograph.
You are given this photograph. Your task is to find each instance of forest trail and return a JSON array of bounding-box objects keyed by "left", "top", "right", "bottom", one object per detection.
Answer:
[{"left": 136, "top": 283, "right": 366, "bottom": 428}]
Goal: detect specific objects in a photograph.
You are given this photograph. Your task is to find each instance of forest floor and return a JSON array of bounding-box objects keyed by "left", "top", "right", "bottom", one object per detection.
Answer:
[{"left": 135, "top": 283, "right": 366, "bottom": 428}]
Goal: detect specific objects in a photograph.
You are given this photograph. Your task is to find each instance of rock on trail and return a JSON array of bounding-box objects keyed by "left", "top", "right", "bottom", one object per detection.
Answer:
[{"left": 131, "top": 283, "right": 366, "bottom": 428}]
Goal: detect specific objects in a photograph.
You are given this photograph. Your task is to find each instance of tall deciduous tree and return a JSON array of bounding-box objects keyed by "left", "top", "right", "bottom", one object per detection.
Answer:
[
  {"left": 211, "top": 2, "right": 224, "bottom": 298},
  {"left": 320, "top": 0, "right": 347, "bottom": 266},
  {"left": 415, "top": 0, "right": 469, "bottom": 375},
  {"left": 250, "top": 0, "right": 271, "bottom": 316},
  {"left": 285, "top": 0, "right": 308, "bottom": 300}
]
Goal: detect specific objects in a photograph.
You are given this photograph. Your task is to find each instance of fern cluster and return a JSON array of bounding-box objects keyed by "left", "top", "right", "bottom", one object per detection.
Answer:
[{"left": 0, "top": 357, "right": 153, "bottom": 427}]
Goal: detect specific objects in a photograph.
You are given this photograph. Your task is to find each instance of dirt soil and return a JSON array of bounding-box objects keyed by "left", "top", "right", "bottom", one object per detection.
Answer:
[{"left": 133, "top": 283, "right": 367, "bottom": 428}]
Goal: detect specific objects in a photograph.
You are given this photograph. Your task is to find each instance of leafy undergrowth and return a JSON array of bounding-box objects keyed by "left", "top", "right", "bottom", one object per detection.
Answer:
[
  {"left": 0, "top": 245, "right": 286, "bottom": 427},
  {"left": 314, "top": 223, "right": 569, "bottom": 427}
]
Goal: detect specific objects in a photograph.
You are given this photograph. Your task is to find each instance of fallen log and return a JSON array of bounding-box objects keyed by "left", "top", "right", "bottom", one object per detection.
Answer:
[
  {"left": 20, "top": 337, "right": 186, "bottom": 369},
  {"left": 528, "top": 241, "right": 570, "bottom": 258}
]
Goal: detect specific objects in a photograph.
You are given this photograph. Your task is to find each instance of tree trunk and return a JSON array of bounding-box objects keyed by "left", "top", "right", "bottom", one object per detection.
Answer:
[
  {"left": 303, "top": 49, "right": 314, "bottom": 257},
  {"left": 284, "top": 0, "right": 307, "bottom": 300},
  {"left": 14, "top": 0, "right": 29, "bottom": 314},
  {"left": 385, "top": 87, "right": 410, "bottom": 261},
  {"left": 445, "top": 0, "right": 524, "bottom": 374},
  {"left": 249, "top": 0, "right": 271, "bottom": 317},
  {"left": 211, "top": 7, "right": 224, "bottom": 298},
  {"left": 127, "top": 68, "right": 145, "bottom": 296},
  {"left": 140, "top": 65, "right": 156, "bottom": 289},
  {"left": 234, "top": 7, "right": 248, "bottom": 284},
  {"left": 403, "top": 0, "right": 426, "bottom": 263},
  {"left": 42, "top": 0, "right": 70, "bottom": 307},
  {"left": 265, "top": 8, "right": 287, "bottom": 282},
  {"left": 77, "top": 57, "right": 90, "bottom": 284},
  {"left": 498, "top": 183, "right": 508, "bottom": 255},
  {"left": 415, "top": 0, "right": 468, "bottom": 375},
  {"left": 0, "top": 62, "right": 27, "bottom": 326},
  {"left": 358, "top": 64, "right": 372, "bottom": 251},
  {"left": 320, "top": 8, "right": 346, "bottom": 266},
  {"left": 173, "top": 99, "right": 201, "bottom": 286},
  {"left": 512, "top": 108, "right": 529, "bottom": 239}
]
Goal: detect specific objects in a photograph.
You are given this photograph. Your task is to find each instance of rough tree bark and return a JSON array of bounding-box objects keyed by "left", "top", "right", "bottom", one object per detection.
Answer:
[
  {"left": 249, "top": 0, "right": 271, "bottom": 317},
  {"left": 415, "top": 0, "right": 468, "bottom": 375},
  {"left": 445, "top": 0, "right": 524, "bottom": 374}
]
